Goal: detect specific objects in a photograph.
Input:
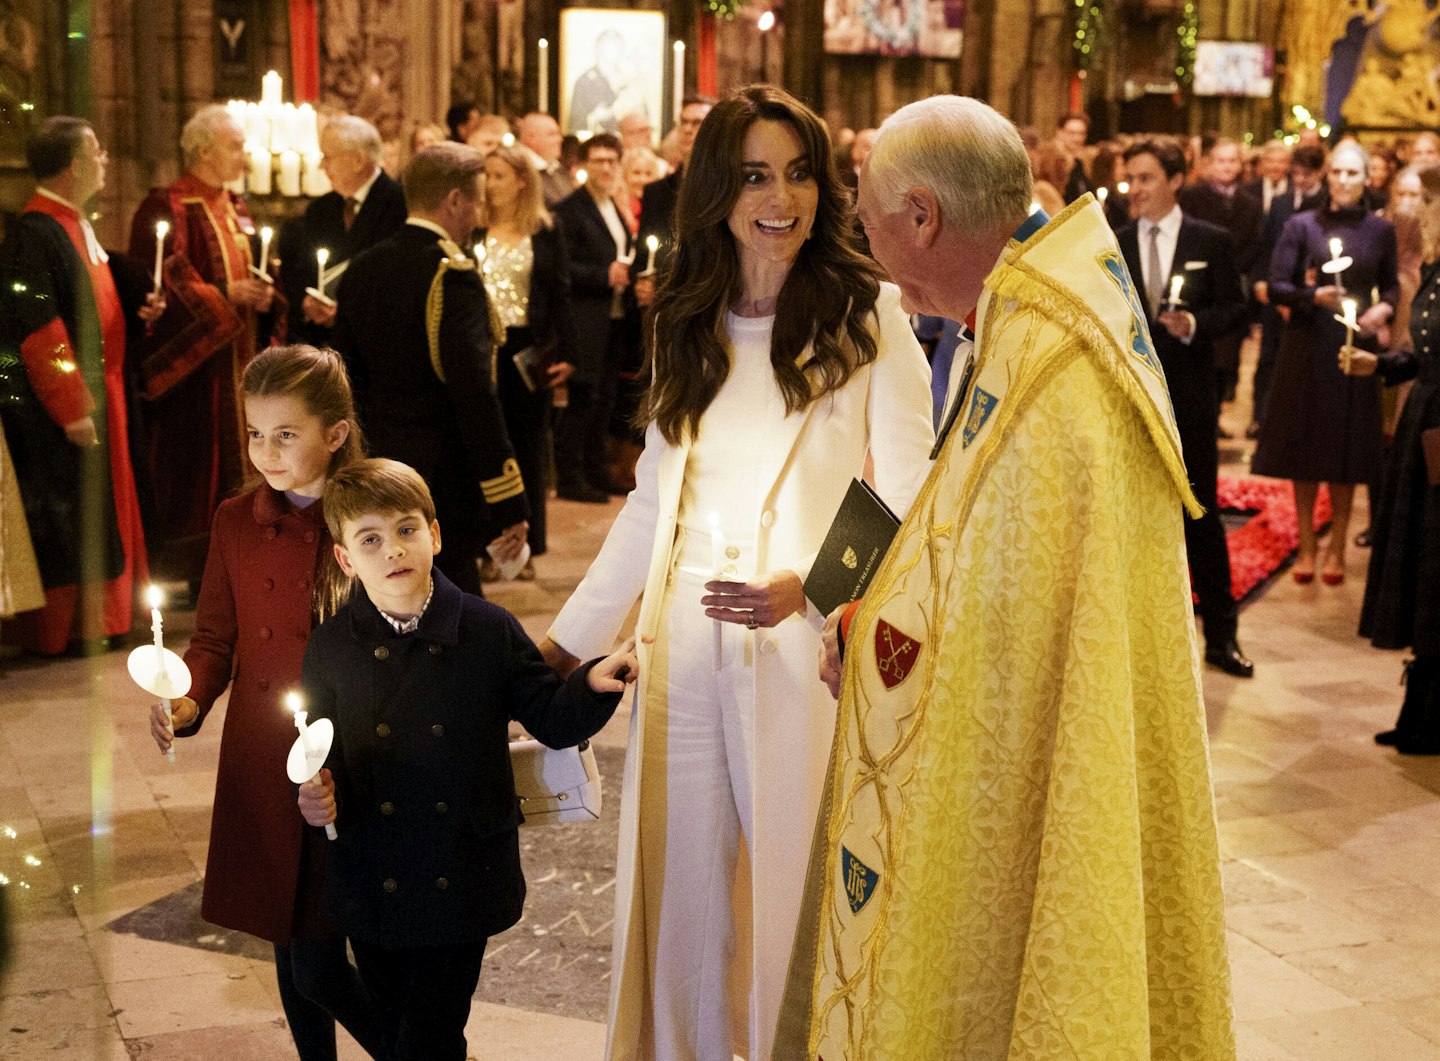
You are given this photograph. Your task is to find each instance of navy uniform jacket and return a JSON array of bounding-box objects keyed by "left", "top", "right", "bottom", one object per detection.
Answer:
[
  {"left": 331, "top": 223, "right": 530, "bottom": 538},
  {"left": 301, "top": 570, "right": 621, "bottom": 948}
]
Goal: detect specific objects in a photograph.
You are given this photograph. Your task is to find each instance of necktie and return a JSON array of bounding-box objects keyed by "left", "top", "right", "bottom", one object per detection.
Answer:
[
  {"left": 343, "top": 197, "right": 358, "bottom": 231},
  {"left": 1145, "top": 224, "right": 1165, "bottom": 318}
]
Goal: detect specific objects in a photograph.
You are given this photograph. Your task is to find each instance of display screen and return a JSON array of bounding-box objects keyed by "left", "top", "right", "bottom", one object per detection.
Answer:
[{"left": 1193, "top": 41, "right": 1274, "bottom": 98}]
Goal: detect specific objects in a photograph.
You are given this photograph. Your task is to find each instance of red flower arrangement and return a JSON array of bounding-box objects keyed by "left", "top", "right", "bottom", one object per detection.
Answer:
[{"left": 1200, "top": 475, "right": 1333, "bottom": 605}]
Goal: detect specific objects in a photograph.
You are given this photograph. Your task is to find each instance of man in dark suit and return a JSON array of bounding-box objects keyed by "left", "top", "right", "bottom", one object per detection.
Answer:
[
  {"left": 1179, "top": 136, "right": 1264, "bottom": 423},
  {"left": 553, "top": 133, "right": 638, "bottom": 502},
  {"left": 635, "top": 94, "right": 714, "bottom": 284},
  {"left": 331, "top": 143, "right": 529, "bottom": 595},
  {"left": 1240, "top": 139, "right": 1291, "bottom": 215},
  {"left": 1248, "top": 144, "right": 1327, "bottom": 437},
  {"left": 1056, "top": 111, "right": 1092, "bottom": 204},
  {"left": 281, "top": 115, "right": 407, "bottom": 347},
  {"left": 1119, "top": 137, "right": 1253, "bottom": 678}
]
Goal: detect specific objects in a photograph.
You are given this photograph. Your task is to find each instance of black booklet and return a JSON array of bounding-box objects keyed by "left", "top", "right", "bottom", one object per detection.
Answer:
[{"left": 804, "top": 478, "right": 902, "bottom": 617}]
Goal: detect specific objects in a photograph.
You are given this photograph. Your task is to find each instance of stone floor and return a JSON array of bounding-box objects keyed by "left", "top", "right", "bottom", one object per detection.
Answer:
[{"left": 4, "top": 365, "right": 1440, "bottom": 1059}]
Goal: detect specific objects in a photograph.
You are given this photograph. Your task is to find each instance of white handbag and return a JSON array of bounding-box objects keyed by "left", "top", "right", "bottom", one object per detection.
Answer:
[{"left": 509, "top": 738, "right": 603, "bottom": 826}]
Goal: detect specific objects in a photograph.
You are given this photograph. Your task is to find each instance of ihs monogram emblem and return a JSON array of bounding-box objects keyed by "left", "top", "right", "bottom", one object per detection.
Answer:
[{"left": 841, "top": 845, "right": 879, "bottom": 914}]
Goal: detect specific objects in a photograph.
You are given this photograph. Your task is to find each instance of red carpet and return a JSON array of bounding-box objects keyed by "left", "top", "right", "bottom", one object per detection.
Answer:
[{"left": 1216, "top": 475, "right": 1332, "bottom": 605}]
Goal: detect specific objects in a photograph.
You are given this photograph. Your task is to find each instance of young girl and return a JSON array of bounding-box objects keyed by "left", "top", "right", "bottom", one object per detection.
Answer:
[{"left": 148, "top": 344, "right": 387, "bottom": 1061}]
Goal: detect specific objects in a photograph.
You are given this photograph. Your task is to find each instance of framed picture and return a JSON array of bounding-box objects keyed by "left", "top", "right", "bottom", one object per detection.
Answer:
[
  {"left": 824, "top": 0, "right": 964, "bottom": 59},
  {"left": 559, "top": 8, "right": 667, "bottom": 137}
]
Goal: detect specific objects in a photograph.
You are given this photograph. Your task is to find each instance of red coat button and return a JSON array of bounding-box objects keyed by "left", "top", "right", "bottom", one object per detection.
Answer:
[
  {"left": 304, "top": 531, "right": 316, "bottom": 543},
  {"left": 260, "top": 627, "right": 272, "bottom": 640},
  {"left": 259, "top": 679, "right": 270, "bottom": 692},
  {"left": 264, "top": 578, "right": 275, "bottom": 590},
  {"left": 265, "top": 526, "right": 278, "bottom": 540}
]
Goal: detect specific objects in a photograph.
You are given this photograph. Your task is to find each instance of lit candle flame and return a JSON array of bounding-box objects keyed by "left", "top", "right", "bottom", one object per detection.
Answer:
[
  {"left": 1329, "top": 237, "right": 1343, "bottom": 259},
  {"left": 316, "top": 247, "right": 330, "bottom": 269},
  {"left": 646, "top": 234, "right": 659, "bottom": 253},
  {"left": 146, "top": 584, "right": 163, "bottom": 610},
  {"left": 155, "top": 220, "right": 170, "bottom": 240},
  {"left": 1341, "top": 297, "right": 1358, "bottom": 326},
  {"left": 1117, "top": 181, "right": 1130, "bottom": 195},
  {"left": 285, "top": 691, "right": 304, "bottom": 715}
]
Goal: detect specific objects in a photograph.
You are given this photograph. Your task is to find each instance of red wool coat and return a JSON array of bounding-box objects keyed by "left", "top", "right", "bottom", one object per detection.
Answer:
[{"left": 180, "top": 485, "right": 333, "bottom": 944}]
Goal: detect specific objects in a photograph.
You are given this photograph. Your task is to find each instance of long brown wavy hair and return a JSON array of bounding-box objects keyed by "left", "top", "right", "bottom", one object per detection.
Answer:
[
  {"left": 646, "top": 85, "right": 883, "bottom": 446},
  {"left": 240, "top": 344, "right": 365, "bottom": 619}
]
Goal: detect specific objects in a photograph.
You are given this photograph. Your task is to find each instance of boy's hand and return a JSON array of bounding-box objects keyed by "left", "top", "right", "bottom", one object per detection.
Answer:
[
  {"left": 298, "top": 768, "right": 337, "bottom": 827},
  {"left": 150, "top": 696, "right": 198, "bottom": 752},
  {"left": 588, "top": 637, "right": 638, "bottom": 694}
]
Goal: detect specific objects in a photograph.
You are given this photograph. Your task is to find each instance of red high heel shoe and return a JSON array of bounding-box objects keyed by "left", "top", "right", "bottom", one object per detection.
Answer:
[
  {"left": 1292, "top": 562, "right": 1315, "bottom": 584},
  {"left": 1320, "top": 555, "right": 1345, "bottom": 585}
]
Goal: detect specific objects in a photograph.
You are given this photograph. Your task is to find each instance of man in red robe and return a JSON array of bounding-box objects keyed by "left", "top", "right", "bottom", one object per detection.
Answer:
[
  {"left": 128, "top": 104, "right": 276, "bottom": 584},
  {"left": 0, "top": 117, "right": 159, "bottom": 654}
]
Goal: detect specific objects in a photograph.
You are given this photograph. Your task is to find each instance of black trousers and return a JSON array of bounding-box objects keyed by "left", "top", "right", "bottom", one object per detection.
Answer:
[
  {"left": 1252, "top": 302, "right": 1284, "bottom": 425},
  {"left": 554, "top": 321, "right": 626, "bottom": 490},
  {"left": 1179, "top": 421, "right": 1239, "bottom": 644},
  {"left": 497, "top": 326, "right": 551, "bottom": 554},
  {"left": 274, "top": 938, "right": 393, "bottom": 1061},
  {"left": 350, "top": 938, "right": 487, "bottom": 1061}
]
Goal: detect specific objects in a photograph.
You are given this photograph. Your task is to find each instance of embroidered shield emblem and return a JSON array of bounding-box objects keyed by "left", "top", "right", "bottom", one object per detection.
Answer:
[
  {"left": 874, "top": 619, "right": 921, "bottom": 689},
  {"left": 841, "top": 846, "right": 879, "bottom": 914},
  {"left": 1098, "top": 250, "right": 1164, "bottom": 376},
  {"left": 961, "top": 386, "right": 999, "bottom": 449},
  {"left": 841, "top": 546, "right": 858, "bottom": 570}
]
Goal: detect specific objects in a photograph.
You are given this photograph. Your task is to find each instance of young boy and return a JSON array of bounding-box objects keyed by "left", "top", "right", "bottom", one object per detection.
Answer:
[{"left": 296, "top": 458, "right": 635, "bottom": 1060}]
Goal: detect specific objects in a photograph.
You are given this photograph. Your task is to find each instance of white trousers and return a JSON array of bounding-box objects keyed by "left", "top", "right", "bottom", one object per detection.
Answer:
[{"left": 643, "top": 557, "right": 757, "bottom": 1061}]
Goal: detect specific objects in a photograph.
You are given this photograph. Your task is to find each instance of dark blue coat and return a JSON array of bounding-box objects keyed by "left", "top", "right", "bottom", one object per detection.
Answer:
[{"left": 300, "top": 570, "right": 620, "bottom": 947}]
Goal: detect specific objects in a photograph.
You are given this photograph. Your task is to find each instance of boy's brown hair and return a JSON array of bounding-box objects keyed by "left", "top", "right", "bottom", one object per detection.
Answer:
[{"left": 323, "top": 459, "right": 437, "bottom": 544}]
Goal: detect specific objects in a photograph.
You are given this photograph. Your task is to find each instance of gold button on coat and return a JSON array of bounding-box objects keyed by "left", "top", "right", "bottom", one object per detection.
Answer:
[
  {"left": 435, "top": 802, "right": 449, "bottom": 814},
  {"left": 429, "top": 643, "right": 442, "bottom": 656},
  {"left": 374, "top": 646, "right": 389, "bottom": 660},
  {"left": 380, "top": 801, "right": 394, "bottom": 815},
  {"left": 725, "top": 545, "right": 740, "bottom": 560},
  {"left": 432, "top": 724, "right": 445, "bottom": 737},
  {"left": 435, "top": 877, "right": 449, "bottom": 890},
  {"left": 382, "top": 878, "right": 397, "bottom": 893},
  {"left": 376, "top": 722, "right": 391, "bottom": 738}
]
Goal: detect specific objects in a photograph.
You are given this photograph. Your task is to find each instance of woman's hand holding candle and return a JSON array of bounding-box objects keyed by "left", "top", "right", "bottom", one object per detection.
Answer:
[{"left": 702, "top": 569, "right": 806, "bottom": 629}]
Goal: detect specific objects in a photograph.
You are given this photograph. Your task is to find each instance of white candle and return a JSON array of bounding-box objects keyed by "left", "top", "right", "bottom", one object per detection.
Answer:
[
  {"left": 277, "top": 150, "right": 302, "bottom": 196},
  {"left": 301, "top": 152, "right": 330, "bottom": 197},
  {"left": 286, "top": 691, "right": 309, "bottom": 743},
  {"left": 316, "top": 247, "right": 330, "bottom": 294},
  {"left": 708, "top": 511, "right": 725, "bottom": 667},
  {"left": 1168, "top": 274, "right": 1184, "bottom": 307},
  {"left": 262, "top": 69, "right": 283, "bottom": 108},
  {"left": 538, "top": 38, "right": 550, "bottom": 114},
  {"left": 152, "top": 220, "right": 169, "bottom": 293},
  {"left": 643, "top": 234, "right": 659, "bottom": 274},
  {"left": 247, "top": 147, "right": 272, "bottom": 195},
  {"left": 1340, "top": 297, "right": 1358, "bottom": 373},
  {"left": 673, "top": 41, "right": 686, "bottom": 124},
  {"left": 147, "top": 585, "right": 175, "bottom": 763},
  {"left": 258, "top": 226, "right": 273, "bottom": 281},
  {"left": 297, "top": 103, "right": 321, "bottom": 154}
]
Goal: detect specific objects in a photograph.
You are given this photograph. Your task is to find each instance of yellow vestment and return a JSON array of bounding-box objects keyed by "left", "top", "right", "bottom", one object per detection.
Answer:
[{"left": 776, "top": 199, "right": 1236, "bottom": 1060}]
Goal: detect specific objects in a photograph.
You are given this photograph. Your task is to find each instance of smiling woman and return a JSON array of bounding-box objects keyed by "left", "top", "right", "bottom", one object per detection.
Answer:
[{"left": 537, "top": 84, "right": 936, "bottom": 1061}]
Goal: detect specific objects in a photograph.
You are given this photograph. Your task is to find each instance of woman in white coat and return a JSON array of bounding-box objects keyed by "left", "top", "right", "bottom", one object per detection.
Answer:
[{"left": 539, "top": 85, "right": 934, "bottom": 1061}]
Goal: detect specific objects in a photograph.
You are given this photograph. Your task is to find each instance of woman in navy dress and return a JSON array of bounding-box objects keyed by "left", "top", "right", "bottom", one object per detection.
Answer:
[{"left": 1255, "top": 142, "right": 1399, "bottom": 584}]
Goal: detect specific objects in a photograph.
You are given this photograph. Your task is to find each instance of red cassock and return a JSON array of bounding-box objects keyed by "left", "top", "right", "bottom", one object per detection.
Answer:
[
  {"left": 128, "top": 174, "right": 263, "bottom": 583},
  {"left": 180, "top": 486, "right": 332, "bottom": 943},
  {"left": 6, "top": 192, "right": 148, "bottom": 653}
]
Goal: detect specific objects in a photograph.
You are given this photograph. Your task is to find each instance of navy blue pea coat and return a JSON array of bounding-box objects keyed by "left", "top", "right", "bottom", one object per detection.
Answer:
[{"left": 300, "top": 569, "right": 620, "bottom": 949}]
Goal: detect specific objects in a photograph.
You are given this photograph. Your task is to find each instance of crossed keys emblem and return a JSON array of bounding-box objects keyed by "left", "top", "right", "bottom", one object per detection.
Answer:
[{"left": 873, "top": 619, "right": 921, "bottom": 690}]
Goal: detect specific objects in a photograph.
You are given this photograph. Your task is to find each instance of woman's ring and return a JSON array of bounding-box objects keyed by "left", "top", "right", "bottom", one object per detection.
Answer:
[{"left": 746, "top": 613, "right": 759, "bottom": 630}]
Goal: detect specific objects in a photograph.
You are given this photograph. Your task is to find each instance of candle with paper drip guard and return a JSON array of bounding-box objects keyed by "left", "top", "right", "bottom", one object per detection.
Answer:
[
  {"left": 306, "top": 247, "right": 335, "bottom": 307},
  {"left": 641, "top": 234, "right": 660, "bottom": 276},
  {"left": 1335, "top": 297, "right": 1360, "bottom": 374},
  {"left": 126, "top": 585, "right": 192, "bottom": 763},
  {"left": 151, "top": 220, "right": 169, "bottom": 293},
  {"left": 285, "top": 691, "right": 338, "bottom": 839},
  {"left": 1322, "top": 236, "right": 1352, "bottom": 295}
]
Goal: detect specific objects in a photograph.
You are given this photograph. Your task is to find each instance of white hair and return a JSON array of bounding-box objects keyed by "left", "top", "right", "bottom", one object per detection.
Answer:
[
  {"left": 181, "top": 104, "right": 241, "bottom": 169},
  {"left": 1330, "top": 139, "right": 1369, "bottom": 170},
  {"left": 322, "top": 114, "right": 384, "bottom": 165},
  {"left": 866, "top": 95, "right": 1033, "bottom": 235}
]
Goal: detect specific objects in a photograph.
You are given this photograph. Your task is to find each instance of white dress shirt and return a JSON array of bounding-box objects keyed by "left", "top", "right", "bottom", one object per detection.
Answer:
[{"left": 1140, "top": 204, "right": 1194, "bottom": 344}]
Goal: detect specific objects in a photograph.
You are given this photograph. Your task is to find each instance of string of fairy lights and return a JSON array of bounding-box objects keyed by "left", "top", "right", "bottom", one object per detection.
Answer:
[{"left": 1071, "top": 0, "right": 1200, "bottom": 87}]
